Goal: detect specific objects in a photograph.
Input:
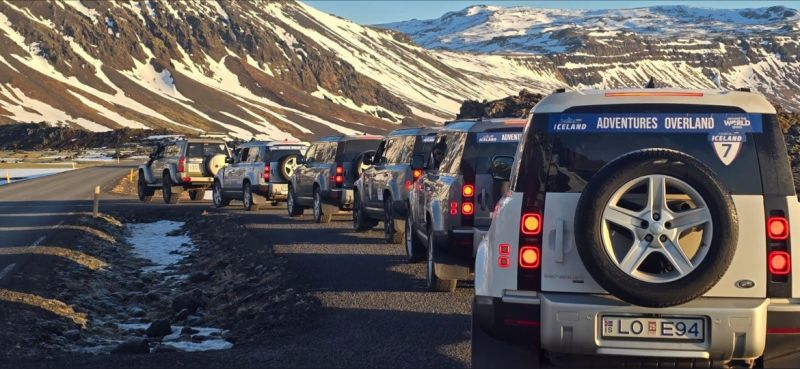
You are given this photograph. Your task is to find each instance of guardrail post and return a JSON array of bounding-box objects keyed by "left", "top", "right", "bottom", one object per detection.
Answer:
[
  {"left": 4, "top": 170, "right": 9, "bottom": 184},
  {"left": 129, "top": 169, "right": 134, "bottom": 182},
  {"left": 93, "top": 185, "right": 100, "bottom": 217}
]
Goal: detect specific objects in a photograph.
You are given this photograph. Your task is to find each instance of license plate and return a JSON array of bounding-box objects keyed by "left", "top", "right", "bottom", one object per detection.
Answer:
[
  {"left": 601, "top": 316, "right": 704, "bottom": 341},
  {"left": 188, "top": 163, "right": 201, "bottom": 173}
]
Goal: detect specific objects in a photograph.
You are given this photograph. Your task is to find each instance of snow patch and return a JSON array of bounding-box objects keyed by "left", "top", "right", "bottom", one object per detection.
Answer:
[{"left": 127, "top": 221, "right": 193, "bottom": 273}]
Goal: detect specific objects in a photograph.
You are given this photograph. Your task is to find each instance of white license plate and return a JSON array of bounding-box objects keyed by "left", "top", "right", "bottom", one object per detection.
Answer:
[
  {"left": 188, "top": 163, "right": 201, "bottom": 173},
  {"left": 601, "top": 316, "right": 704, "bottom": 341}
]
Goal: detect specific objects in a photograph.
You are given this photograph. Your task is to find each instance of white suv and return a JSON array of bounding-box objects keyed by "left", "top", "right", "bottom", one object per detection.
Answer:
[{"left": 473, "top": 88, "right": 800, "bottom": 368}]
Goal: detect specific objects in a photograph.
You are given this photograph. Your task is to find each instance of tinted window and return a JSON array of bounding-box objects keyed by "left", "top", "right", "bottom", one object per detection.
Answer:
[
  {"left": 414, "top": 134, "right": 436, "bottom": 156},
  {"left": 187, "top": 143, "right": 226, "bottom": 157},
  {"left": 317, "top": 142, "right": 337, "bottom": 163},
  {"left": 384, "top": 136, "right": 413, "bottom": 164},
  {"left": 463, "top": 129, "right": 523, "bottom": 175},
  {"left": 337, "top": 139, "right": 381, "bottom": 161},
  {"left": 246, "top": 147, "right": 260, "bottom": 162},
  {"left": 304, "top": 144, "right": 318, "bottom": 162},
  {"left": 164, "top": 144, "right": 180, "bottom": 157},
  {"left": 439, "top": 132, "right": 467, "bottom": 174}
]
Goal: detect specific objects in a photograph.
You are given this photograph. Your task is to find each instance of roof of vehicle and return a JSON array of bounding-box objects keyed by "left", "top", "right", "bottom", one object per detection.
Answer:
[
  {"left": 532, "top": 88, "right": 777, "bottom": 114},
  {"left": 237, "top": 140, "right": 309, "bottom": 148},
  {"left": 177, "top": 138, "right": 227, "bottom": 144},
  {"left": 386, "top": 126, "right": 440, "bottom": 137},
  {"left": 441, "top": 118, "right": 527, "bottom": 133},
  {"left": 316, "top": 134, "right": 383, "bottom": 142}
]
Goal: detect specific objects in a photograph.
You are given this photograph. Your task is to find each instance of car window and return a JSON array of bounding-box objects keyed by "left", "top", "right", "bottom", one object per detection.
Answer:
[
  {"left": 397, "top": 135, "right": 417, "bottom": 164},
  {"left": 238, "top": 148, "right": 250, "bottom": 163},
  {"left": 337, "top": 140, "right": 381, "bottom": 162},
  {"left": 317, "top": 142, "right": 336, "bottom": 163},
  {"left": 246, "top": 147, "right": 260, "bottom": 163},
  {"left": 374, "top": 140, "right": 388, "bottom": 163},
  {"left": 439, "top": 132, "right": 467, "bottom": 174},
  {"left": 165, "top": 144, "right": 180, "bottom": 157},
  {"left": 429, "top": 135, "right": 447, "bottom": 170},
  {"left": 304, "top": 144, "right": 318, "bottom": 163},
  {"left": 205, "top": 143, "right": 227, "bottom": 156},
  {"left": 383, "top": 137, "right": 402, "bottom": 164}
]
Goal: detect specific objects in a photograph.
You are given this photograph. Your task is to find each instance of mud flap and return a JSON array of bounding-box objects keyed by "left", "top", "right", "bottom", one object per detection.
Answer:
[{"left": 435, "top": 262, "right": 470, "bottom": 280}]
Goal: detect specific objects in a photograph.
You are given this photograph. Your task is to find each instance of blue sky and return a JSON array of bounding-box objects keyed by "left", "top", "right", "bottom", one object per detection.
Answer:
[{"left": 304, "top": 1, "right": 800, "bottom": 24}]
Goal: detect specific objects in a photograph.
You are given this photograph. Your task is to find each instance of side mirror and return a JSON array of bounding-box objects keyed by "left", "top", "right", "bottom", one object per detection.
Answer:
[
  {"left": 489, "top": 155, "right": 514, "bottom": 181},
  {"left": 297, "top": 156, "right": 307, "bottom": 165},
  {"left": 410, "top": 154, "right": 424, "bottom": 170}
]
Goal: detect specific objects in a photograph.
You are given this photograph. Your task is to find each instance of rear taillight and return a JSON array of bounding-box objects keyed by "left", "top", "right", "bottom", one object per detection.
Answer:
[
  {"left": 461, "top": 202, "right": 474, "bottom": 215},
  {"left": 769, "top": 251, "right": 791, "bottom": 276},
  {"left": 521, "top": 213, "right": 541, "bottom": 235},
  {"left": 768, "top": 216, "right": 789, "bottom": 240},
  {"left": 405, "top": 180, "right": 411, "bottom": 190},
  {"left": 177, "top": 156, "right": 185, "bottom": 173},
  {"left": 263, "top": 164, "right": 271, "bottom": 181},
  {"left": 413, "top": 169, "right": 422, "bottom": 180},
  {"left": 335, "top": 165, "right": 344, "bottom": 186},
  {"left": 449, "top": 201, "right": 458, "bottom": 215},
  {"left": 519, "top": 246, "right": 540, "bottom": 269},
  {"left": 462, "top": 184, "right": 474, "bottom": 197}
]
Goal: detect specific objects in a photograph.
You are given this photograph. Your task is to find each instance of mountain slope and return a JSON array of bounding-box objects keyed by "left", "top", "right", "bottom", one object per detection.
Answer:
[
  {"left": 382, "top": 5, "right": 800, "bottom": 110},
  {"left": 0, "top": 0, "right": 566, "bottom": 139}
]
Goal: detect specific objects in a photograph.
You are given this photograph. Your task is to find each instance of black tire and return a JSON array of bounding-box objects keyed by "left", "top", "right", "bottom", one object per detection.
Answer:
[
  {"left": 427, "top": 227, "right": 457, "bottom": 292},
  {"left": 384, "top": 195, "right": 403, "bottom": 244},
  {"left": 242, "top": 182, "right": 260, "bottom": 211},
  {"left": 574, "top": 149, "right": 738, "bottom": 308},
  {"left": 212, "top": 181, "right": 230, "bottom": 208},
  {"left": 313, "top": 187, "right": 332, "bottom": 223},
  {"left": 287, "top": 185, "right": 304, "bottom": 217},
  {"left": 188, "top": 189, "right": 203, "bottom": 201},
  {"left": 405, "top": 216, "right": 424, "bottom": 262},
  {"left": 137, "top": 172, "right": 154, "bottom": 202},
  {"left": 352, "top": 191, "right": 374, "bottom": 232},
  {"left": 162, "top": 173, "right": 180, "bottom": 204},
  {"left": 471, "top": 306, "right": 540, "bottom": 369}
]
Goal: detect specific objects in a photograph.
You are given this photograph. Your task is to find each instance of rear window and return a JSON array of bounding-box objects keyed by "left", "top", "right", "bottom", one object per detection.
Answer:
[
  {"left": 463, "top": 129, "right": 523, "bottom": 175},
  {"left": 515, "top": 104, "right": 792, "bottom": 196},
  {"left": 266, "top": 149, "right": 303, "bottom": 161},
  {"left": 336, "top": 139, "right": 381, "bottom": 161},
  {"left": 413, "top": 134, "right": 436, "bottom": 156},
  {"left": 187, "top": 142, "right": 227, "bottom": 157}
]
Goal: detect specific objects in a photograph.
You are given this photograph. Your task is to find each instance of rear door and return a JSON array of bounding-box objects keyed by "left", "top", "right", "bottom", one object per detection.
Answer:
[
  {"left": 464, "top": 129, "right": 523, "bottom": 227},
  {"left": 362, "top": 139, "right": 387, "bottom": 207}
]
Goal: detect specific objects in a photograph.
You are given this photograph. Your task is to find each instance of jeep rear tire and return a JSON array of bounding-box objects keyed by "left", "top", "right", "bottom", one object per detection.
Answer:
[
  {"left": 287, "top": 185, "right": 304, "bottom": 217},
  {"left": 353, "top": 193, "right": 376, "bottom": 232},
  {"left": 162, "top": 174, "right": 180, "bottom": 204},
  {"left": 137, "top": 172, "right": 154, "bottom": 202},
  {"left": 427, "top": 228, "right": 457, "bottom": 292},
  {"left": 313, "top": 188, "right": 332, "bottom": 224},
  {"left": 405, "top": 217, "right": 424, "bottom": 262},
  {"left": 188, "top": 189, "right": 203, "bottom": 201},
  {"left": 574, "top": 150, "right": 738, "bottom": 308},
  {"left": 384, "top": 195, "right": 403, "bottom": 244}
]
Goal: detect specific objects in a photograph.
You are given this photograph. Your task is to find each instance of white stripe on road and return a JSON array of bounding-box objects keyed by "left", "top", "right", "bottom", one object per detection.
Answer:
[
  {"left": 0, "top": 263, "right": 16, "bottom": 280},
  {"left": 0, "top": 223, "right": 58, "bottom": 281}
]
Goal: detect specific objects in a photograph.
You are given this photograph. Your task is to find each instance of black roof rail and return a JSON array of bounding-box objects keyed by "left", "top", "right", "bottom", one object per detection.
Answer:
[
  {"left": 554, "top": 88, "right": 566, "bottom": 93},
  {"left": 736, "top": 87, "right": 752, "bottom": 92}
]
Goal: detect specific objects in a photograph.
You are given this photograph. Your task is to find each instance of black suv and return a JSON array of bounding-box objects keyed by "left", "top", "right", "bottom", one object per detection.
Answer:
[
  {"left": 353, "top": 127, "right": 438, "bottom": 243},
  {"left": 407, "top": 118, "right": 525, "bottom": 291},
  {"left": 287, "top": 135, "right": 382, "bottom": 223}
]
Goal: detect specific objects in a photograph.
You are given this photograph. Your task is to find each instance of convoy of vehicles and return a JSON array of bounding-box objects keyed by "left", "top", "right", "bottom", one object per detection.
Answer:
[
  {"left": 137, "top": 87, "right": 799, "bottom": 367},
  {"left": 212, "top": 141, "right": 307, "bottom": 210},
  {"left": 353, "top": 127, "right": 438, "bottom": 244}
]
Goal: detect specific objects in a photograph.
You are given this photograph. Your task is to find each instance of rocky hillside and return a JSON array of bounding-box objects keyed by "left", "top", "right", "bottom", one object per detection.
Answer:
[
  {"left": 0, "top": 0, "right": 565, "bottom": 140},
  {"left": 382, "top": 5, "right": 800, "bottom": 111}
]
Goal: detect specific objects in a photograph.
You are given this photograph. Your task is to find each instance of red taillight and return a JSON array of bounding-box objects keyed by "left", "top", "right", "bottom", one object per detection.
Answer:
[
  {"left": 519, "top": 246, "right": 540, "bottom": 269},
  {"left": 177, "top": 156, "right": 185, "bottom": 173},
  {"left": 405, "top": 180, "right": 411, "bottom": 190},
  {"left": 334, "top": 165, "right": 344, "bottom": 186},
  {"left": 413, "top": 169, "right": 422, "bottom": 180},
  {"left": 336, "top": 165, "right": 344, "bottom": 175},
  {"left": 335, "top": 175, "right": 344, "bottom": 185},
  {"left": 498, "top": 243, "right": 510, "bottom": 268},
  {"left": 462, "top": 184, "right": 474, "bottom": 197},
  {"left": 521, "top": 213, "right": 542, "bottom": 235},
  {"left": 449, "top": 201, "right": 458, "bottom": 215},
  {"left": 263, "top": 164, "right": 271, "bottom": 181},
  {"left": 768, "top": 216, "right": 789, "bottom": 240},
  {"left": 769, "top": 251, "right": 791, "bottom": 276},
  {"left": 461, "top": 202, "right": 474, "bottom": 215}
]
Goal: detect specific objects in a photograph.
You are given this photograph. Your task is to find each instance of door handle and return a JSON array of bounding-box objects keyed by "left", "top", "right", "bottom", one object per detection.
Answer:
[{"left": 480, "top": 187, "right": 488, "bottom": 211}]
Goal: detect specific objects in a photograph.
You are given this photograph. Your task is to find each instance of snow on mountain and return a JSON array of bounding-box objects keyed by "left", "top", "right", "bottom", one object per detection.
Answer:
[
  {"left": 0, "top": 0, "right": 566, "bottom": 138},
  {"left": 382, "top": 5, "right": 800, "bottom": 110}
]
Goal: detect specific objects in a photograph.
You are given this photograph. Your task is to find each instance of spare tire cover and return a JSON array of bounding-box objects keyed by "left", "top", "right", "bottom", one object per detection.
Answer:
[
  {"left": 204, "top": 154, "right": 228, "bottom": 177},
  {"left": 574, "top": 149, "right": 738, "bottom": 307}
]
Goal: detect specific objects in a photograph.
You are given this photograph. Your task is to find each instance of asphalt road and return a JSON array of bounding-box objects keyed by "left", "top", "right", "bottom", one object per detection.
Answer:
[
  {"left": 0, "top": 167, "right": 473, "bottom": 368},
  {"left": 0, "top": 165, "right": 134, "bottom": 285}
]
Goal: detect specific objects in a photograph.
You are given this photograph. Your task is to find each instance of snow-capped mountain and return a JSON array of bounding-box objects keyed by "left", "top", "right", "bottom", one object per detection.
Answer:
[
  {"left": 0, "top": 0, "right": 565, "bottom": 139},
  {"left": 382, "top": 5, "right": 800, "bottom": 110}
]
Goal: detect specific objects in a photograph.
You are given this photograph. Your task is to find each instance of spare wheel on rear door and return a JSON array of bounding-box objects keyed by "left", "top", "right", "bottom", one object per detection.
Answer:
[
  {"left": 278, "top": 154, "right": 300, "bottom": 181},
  {"left": 574, "top": 149, "right": 738, "bottom": 308}
]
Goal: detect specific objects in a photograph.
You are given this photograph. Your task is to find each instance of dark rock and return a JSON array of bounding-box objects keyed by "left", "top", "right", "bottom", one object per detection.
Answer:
[
  {"left": 145, "top": 319, "right": 172, "bottom": 338},
  {"left": 188, "top": 271, "right": 212, "bottom": 283},
  {"left": 185, "top": 314, "right": 204, "bottom": 326},
  {"left": 146, "top": 292, "right": 161, "bottom": 301},
  {"left": 127, "top": 306, "right": 146, "bottom": 318},
  {"left": 180, "top": 326, "right": 199, "bottom": 336},
  {"left": 63, "top": 329, "right": 81, "bottom": 340},
  {"left": 171, "top": 289, "right": 203, "bottom": 314},
  {"left": 174, "top": 308, "right": 190, "bottom": 321},
  {"left": 153, "top": 344, "right": 182, "bottom": 353},
  {"left": 111, "top": 338, "right": 150, "bottom": 354}
]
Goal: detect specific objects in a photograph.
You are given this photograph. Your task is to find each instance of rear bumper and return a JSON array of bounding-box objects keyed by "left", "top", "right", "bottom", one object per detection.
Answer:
[
  {"left": 257, "top": 183, "right": 288, "bottom": 201},
  {"left": 180, "top": 176, "right": 213, "bottom": 187}
]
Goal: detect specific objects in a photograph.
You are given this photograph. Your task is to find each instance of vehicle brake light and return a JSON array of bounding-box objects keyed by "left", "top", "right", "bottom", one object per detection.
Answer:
[
  {"left": 335, "top": 175, "right": 344, "bottom": 185},
  {"left": 263, "top": 164, "right": 271, "bottom": 181},
  {"left": 450, "top": 201, "right": 458, "bottom": 216},
  {"left": 462, "top": 184, "right": 474, "bottom": 197},
  {"left": 336, "top": 165, "right": 344, "bottom": 175},
  {"left": 768, "top": 216, "right": 789, "bottom": 240},
  {"left": 413, "top": 169, "right": 422, "bottom": 180},
  {"left": 405, "top": 180, "right": 411, "bottom": 190},
  {"left": 519, "top": 246, "right": 540, "bottom": 269},
  {"left": 769, "top": 251, "right": 791, "bottom": 276},
  {"left": 177, "top": 156, "right": 186, "bottom": 173},
  {"left": 521, "top": 213, "right": 542, "bottom": 235},
  {"left": 461, "top": 202, "right": 474, "bottom": 215},
  {"left": 499, "top": 243, "right": 510, "bottom": 255}
]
